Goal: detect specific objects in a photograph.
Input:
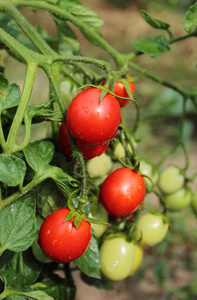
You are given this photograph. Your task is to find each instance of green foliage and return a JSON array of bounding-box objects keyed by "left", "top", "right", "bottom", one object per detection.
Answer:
[{"left": 0, "top": 0, "right": 196, "bottom": 299}]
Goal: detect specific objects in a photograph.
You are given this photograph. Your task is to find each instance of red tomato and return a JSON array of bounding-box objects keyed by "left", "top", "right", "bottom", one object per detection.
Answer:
[
  {"left": 66, "top": 87, "right": 121, "bottom": 146},
  {"left": 38, "top": 208, "right": 92, "bottom": 263},
  {"left": 100, "top": 168, "right": 146, "bottom": 217},
  {"left": 101, "top": 75, "right": 135, "bottom": 107},
  {"left": 58, "top": 123, "right": 108, "bottom": 161}
]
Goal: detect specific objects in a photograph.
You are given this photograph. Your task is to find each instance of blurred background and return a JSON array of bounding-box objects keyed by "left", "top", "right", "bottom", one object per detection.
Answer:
[{"left": 2, "top": 0, "right": 197, "bottom": 299}]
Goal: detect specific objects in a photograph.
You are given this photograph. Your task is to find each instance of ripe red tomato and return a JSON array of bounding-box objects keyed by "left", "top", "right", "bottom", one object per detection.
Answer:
[
  {"left": 101, "top": 75, "right": 135, "bottom": 107},
  {"left": 66, "top": 87, "right": 121, "bottom": 146},
  {"left": 38, "top": 208, "right": 92, "bottom": 263},
  {"left": 100, "top": 167, "right": 146, "bottom": 217},
  {"left": 58, "top": 122, "right": 108, "bottom": 161}
]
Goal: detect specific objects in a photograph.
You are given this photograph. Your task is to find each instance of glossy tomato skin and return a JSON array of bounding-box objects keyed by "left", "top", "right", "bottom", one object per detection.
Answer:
[
  {"left": 66, "top": 87, "right": 121, "bottom": 146},
  {"left": 135, "top": 213, "right": 169, "bottom": 246},
  {"left": 38, "top": 208, "right": 92, "bottom": 263},
  {"left": 100, "top": 168, "right": 146, "bottom": 217},
  {"left": 100, "top": 235, "right": 135, "bottom": 281},
  {"left": 58, "top": 123, "right": 108, "bottom": 161},
  {"left": 101, "top": 76, "right": 135, "bottom": 107}
]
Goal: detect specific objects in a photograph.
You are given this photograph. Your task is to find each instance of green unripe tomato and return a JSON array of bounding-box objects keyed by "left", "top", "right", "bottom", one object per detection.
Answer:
[
  {"left": 191, "top": 189, "right": 197, "bottom": 215},
  {"left": 128, "top": 244, "right": 143, "bottom": 276},
  {"left": 135, "top": 213, "right": 169, "bottom": 246},
  {"left": 86, "top": 153, "right": 113, "bottom": 178},
  {"left": 100, "top": 235, "right": 135, "bottom": 281},
  {"left": 164, "top": 187, "right": 192, "bottom": 211},
  {"left": 158, "top": 165, "right": 184, "bottom": 194},
  {"left": 139, "top": 160, "right": 159, "bottom": 186},
  {"left": 114, "top": 137, "right": 137, "bottom": 159},
  {"left": 32, "top": 216, "right": 52, "bottom": 263},
  {"left": 32, "top": 237, "right": 52, "bottom": 263},
  {"left": 90, "top": 203, "right": 108, "bottom": 238}
]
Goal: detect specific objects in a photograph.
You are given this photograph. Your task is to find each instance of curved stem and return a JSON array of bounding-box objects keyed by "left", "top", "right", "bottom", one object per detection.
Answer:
[
  {"left": 169, "top": 30, "right": 197, "bottom": 44},
  {"left": 0, "top": 114, "right": 7, "bottom": 153},
  {"left": 12, "top": 112, "right": 32, "bottom": 153},
  {"left": 129, "top": 61, "right": 195, "bottom": 97},
  {"left": 6, "top": 62, "right": 38, "bottom": 154}
]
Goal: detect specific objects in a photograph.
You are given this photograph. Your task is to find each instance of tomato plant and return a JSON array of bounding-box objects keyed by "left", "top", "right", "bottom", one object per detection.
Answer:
[
  {"left": 66, "top": 87, "right": 121, "bottom": 146},
  {"left": 0, "top": 0, "right": 196, "bottom": 299},
  {"left": 58, "top": 122, "right": 108, "bottom": 161},
  {"left": 135, "top": 213, "right": 169, "bottom": 246},
  {"left": 38, "top": 207, "right": 92, "bottom": 263},
  {"left": 100, "top": 167, "right": 146, "bottom": 217},
  {"left": 100, "top": 235, "right": 135, "bottom": 281}
]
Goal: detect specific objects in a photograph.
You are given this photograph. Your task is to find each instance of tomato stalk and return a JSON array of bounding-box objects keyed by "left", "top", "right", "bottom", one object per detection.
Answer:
[{"left": 6, "top": 62, "right": 37, "bottom": 154}]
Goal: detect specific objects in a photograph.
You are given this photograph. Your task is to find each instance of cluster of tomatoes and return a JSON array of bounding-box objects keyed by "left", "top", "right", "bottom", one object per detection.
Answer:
[{"left": 35, "top": 77, "right": 194, "bottom": 283}]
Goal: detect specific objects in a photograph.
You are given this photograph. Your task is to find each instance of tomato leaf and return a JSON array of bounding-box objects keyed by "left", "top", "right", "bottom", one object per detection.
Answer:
[
  {"left": 0, "top": 12, "right": 35, "bottom": 51},
  {"left": 0, "top": 154, "right": 26, "bottom": 187},
  {"left": 35, "top": 180, "right": 64, "bottom": 218},
  {"left": 55, "top": 21, "right": 80, "bottom": 56},
  {"left": 56, "top": 0, "right": 104, "bottom": 47},
  {"left": 74, "top": 231, "right": 101, "bottom": 279},
  {"left": 34, "top": 274, "right": 76, "bottom": 300},
  {"left": 0, "top": 193, "right": 37, "bottom": 255},
  {"left": 140, "top": 10, "right": 170, "bottom": 30},
  {"left": 0, "top": 74, "right": 21, "bottom": 113},
  {"left": 132, "top": 35, "right": 170, "bottom": 58},
  {"left": 183, "top": 2, "right": 197, "bottom": 33},
  {"left": 49, "top": 166, "right": 80, "bottom": 196},
  {"left": 0, "top": 250, "right": 42, "bottom": 291},
  {"left": 22, "top": 291, "right": 54, "bottom": 300},
  {"left": 23, "top": 140, "right": 55, "bottom": 173}
]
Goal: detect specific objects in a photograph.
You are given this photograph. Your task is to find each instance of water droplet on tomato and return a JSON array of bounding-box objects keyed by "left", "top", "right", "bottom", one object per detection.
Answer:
[
  {"left": 96, "top": 112, "right": 99, "bottom": 118},
  {"left": 83, "top": 106, "right": 89, "bottom": 113},
  {"left": 52, "top": 239, "right": 57, "bottom": 246},
  {"left": 46, "top": 230, "right": 51, "bottom": 236}
]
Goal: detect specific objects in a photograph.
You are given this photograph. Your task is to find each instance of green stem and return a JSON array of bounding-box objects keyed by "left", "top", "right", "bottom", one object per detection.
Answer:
[
  {"left": 129, "top": 61, "right": 194, "bottom": 97},
  {"left": 12, "top": 0, "right": 126, "bottom": 68},
  {"left": 52, "top": 55, "right": 113, "bottom": 76},
  {"left": 169, "top": 29, "right": 197, "bottom": 44},
  {"left": 0, "top": 114, "right": 7, "bottom": 153},
  {"left": 1, "top": 0, "right": 55, "bottom": 56},
  {"left": 6, "top": 62, "right": 38, "bottom": 154},
  {"left": 12, "top": 112, "right": 32, "bottom": 153},
  {"left": 44, "top": 65, "right": 66, "bottom": 115},
  {"left": 0, "top": 172, "right": 49, "bottom": 210}
]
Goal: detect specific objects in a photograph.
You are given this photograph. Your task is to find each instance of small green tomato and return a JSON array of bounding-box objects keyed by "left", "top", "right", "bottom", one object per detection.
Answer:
[
  {"left": 86, "top": 153, "right": 113, "bottom": 178},
  {"left": 128, "top": 244, "right": 143, "bottom": 276},
  {"left": 164, "top": 187, "right": 192, "bottom": 211},
  {"left": 114, "top": 137, "right": 137, "bottom": 159},
  {"left": 139, "top": 160, "right": 159, "bottom": 186},
  {"left": 158, "top": 165, "right": 184, "bottom": 194},
  {"left": 100, "top": 235, "right": 135, "bottom": 281},
  {"left": 135, "top": 213, "right": 169, "bottom": 246}
]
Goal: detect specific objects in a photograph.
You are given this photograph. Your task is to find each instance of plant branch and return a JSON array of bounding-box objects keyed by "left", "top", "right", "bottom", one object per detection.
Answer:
[
  {"left": 129, "top": 61, "right": 195, "bottom": 97},
  {"left": 6, "top": 62, "right": 38, "bottom": 154},
  {"left": 11, "top": 0, "right": 127, "bottom": 68}
]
